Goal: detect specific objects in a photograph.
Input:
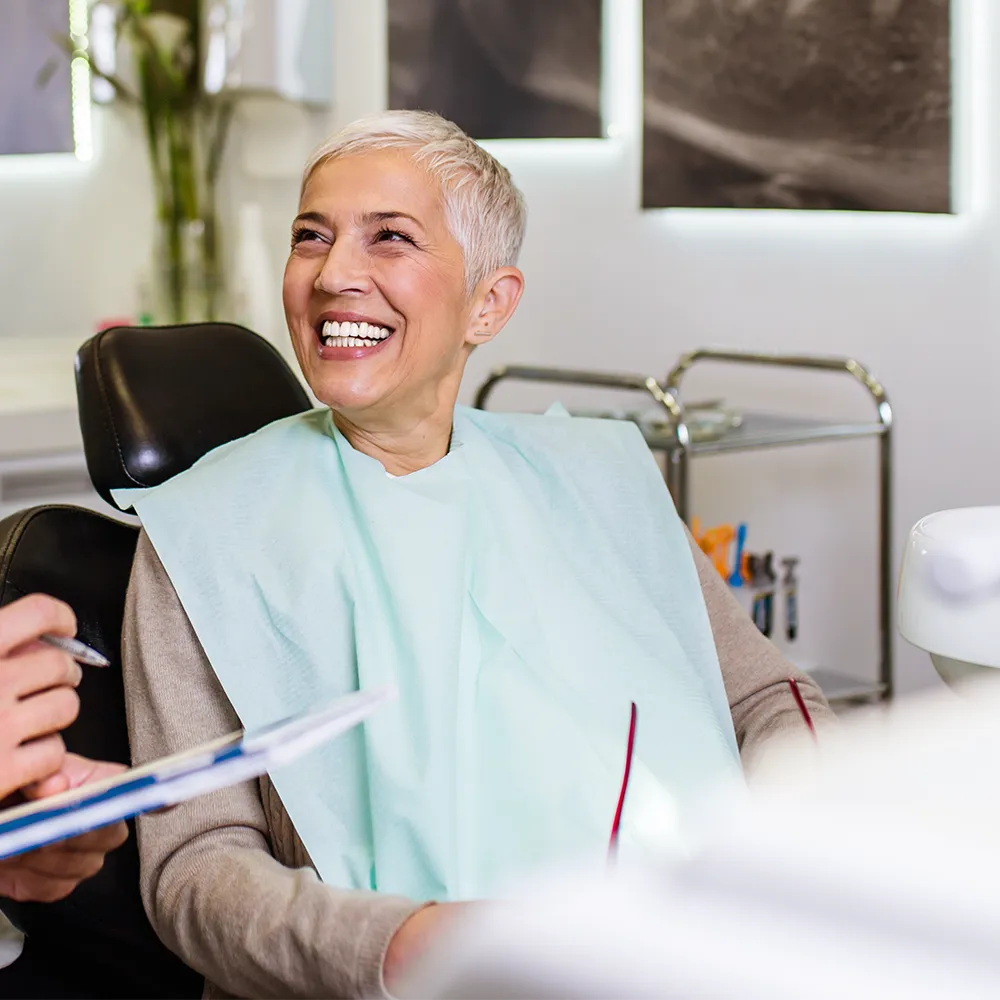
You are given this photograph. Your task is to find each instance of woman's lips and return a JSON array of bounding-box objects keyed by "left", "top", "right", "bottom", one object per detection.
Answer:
[{"left": 314, "top": 318, "right": 397, "bottom": 360}]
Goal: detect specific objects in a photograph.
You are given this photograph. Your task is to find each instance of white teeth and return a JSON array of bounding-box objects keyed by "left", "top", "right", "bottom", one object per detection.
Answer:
[
  {"left": 322, "top": 336, "right": 377, "bottom": 347},
  {"left": 320, "top": 321, "right": 394, "bottom": 348}
]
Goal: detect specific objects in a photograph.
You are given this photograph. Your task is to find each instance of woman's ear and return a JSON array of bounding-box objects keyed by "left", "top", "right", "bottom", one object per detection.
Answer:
[{"left": 464, "top": 267, "right": 525, "bottom": 346}]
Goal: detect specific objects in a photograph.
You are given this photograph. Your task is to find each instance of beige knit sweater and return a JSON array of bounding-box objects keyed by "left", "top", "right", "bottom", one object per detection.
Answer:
[{"left": 123, "top": 529, "right": 832, "bottom": 1000}]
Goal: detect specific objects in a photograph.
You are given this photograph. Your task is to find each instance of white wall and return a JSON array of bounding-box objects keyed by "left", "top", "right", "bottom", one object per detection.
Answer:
[{"left": 1, "top": 0, "right": 997, "bottom": 694}]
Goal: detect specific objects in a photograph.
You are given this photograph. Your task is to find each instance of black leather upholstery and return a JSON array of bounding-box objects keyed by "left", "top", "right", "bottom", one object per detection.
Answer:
[
  {"left": 0, "top": 506, "right": 202, "bottom": 998},
  {"left": 76, "top": 323, "right": 311, "bottom": 508}
]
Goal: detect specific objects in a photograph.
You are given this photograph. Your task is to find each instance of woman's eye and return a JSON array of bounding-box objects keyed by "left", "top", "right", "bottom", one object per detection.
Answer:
[
  {"left": 291, "top": 228, "right": 324, "bottom": 246},
  {"left": 375, "top": 228, "right": 413, "bottom": 245}
]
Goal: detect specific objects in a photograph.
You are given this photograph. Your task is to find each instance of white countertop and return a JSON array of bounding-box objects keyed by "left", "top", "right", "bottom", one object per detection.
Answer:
[{"left": 0, "top": 336, "right": 86, "bottom": 459}]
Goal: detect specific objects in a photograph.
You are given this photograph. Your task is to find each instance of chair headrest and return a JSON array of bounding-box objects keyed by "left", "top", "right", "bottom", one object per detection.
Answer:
[{"left": 76, "top": 323, "right": 311, "bottom": 508}]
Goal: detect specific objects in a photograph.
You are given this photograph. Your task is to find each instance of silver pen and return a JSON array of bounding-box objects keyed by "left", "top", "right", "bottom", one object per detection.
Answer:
[{"left": 39, "top": 634, "right": 111, "bottom": 668}]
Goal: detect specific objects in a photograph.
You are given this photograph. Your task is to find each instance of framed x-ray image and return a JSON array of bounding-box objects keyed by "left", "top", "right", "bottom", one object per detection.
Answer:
[
  {"left": 0, "top": 0, "right": 77, "bottom": 157},
  {"left": 389, "top": 0, "right": 603, "bottom": 140},
  {"left": 642, "top": 0, "right": 952, "bottom": 212}
]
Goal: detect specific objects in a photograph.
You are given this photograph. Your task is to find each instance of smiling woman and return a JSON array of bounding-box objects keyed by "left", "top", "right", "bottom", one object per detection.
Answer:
[
  {"left": 116, "top": 110, "right": 834, "bottom": 1000},
  {"left": 281, "top": 113, "right": 526, "bottom": 468}
]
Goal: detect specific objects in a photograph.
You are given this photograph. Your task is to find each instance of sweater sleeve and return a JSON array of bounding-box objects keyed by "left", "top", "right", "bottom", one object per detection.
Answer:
[{"left": 687, "top": 528, "right": 835, "bottom": 772}]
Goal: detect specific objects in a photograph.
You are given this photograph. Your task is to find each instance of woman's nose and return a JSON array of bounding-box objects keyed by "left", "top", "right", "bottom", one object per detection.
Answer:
[{"left": 314, "top": 238, "right": 372, "bottom": 295}]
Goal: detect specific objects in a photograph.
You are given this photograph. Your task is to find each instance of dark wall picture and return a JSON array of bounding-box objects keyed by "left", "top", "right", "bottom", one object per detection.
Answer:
[
  {"left": 643, "top": 0, "right": 952, "bottom": 212},
  {"left": 389, "top": 0, "right": 603, "bottom": 140},
  {"left": 0, "top": 0, "right": 73, "bottom": 156}
]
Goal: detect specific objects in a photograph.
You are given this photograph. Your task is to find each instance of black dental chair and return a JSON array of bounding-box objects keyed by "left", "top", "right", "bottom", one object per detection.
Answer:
[{"left": 0, "top": 323, "right": 311, "bottom": 998}]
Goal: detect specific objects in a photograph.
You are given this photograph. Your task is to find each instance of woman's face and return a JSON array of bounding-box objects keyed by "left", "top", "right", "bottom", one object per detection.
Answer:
[{"left": 283, "top": 148, "right": 479, "bottom": 421}]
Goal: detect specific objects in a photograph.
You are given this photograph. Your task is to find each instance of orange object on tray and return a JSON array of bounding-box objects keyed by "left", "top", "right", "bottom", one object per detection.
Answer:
[{"left": 699, "top": 524, "right": 735, "bottom": 580}]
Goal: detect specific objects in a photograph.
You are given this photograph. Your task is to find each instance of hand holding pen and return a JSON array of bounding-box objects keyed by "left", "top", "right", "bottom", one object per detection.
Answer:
[
  {"left": 0, "top": 594, "right": 128, "bottom": 901},
  {"left": 0, "top": 595, "right": 109, "bottom": 802},
  {"left": 39, "top": 633, "right": 110, "bottom": 668}
]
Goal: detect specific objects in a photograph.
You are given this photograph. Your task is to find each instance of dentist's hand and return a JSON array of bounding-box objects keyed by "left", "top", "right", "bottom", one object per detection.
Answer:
[
  {"left": 0, "top": 757, "right": 128, "bottom": 901},
  {"left": 0, "top": 595, "right": 129, "bottom": 901},
  {"left": 0, "top": 594, "right": 82, "bottom": 800}
]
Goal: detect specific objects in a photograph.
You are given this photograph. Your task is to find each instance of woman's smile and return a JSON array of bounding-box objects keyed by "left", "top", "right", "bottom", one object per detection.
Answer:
[{"left": 313, "top": 311, "right": 398, "bottom": 361}]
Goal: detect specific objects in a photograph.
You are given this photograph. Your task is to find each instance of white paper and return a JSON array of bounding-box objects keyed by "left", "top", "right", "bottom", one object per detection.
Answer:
[{"left": 0, "top": 685, "right": 394, "bottom": 860}]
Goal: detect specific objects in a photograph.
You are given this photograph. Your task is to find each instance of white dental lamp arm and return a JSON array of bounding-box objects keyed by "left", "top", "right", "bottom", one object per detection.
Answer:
[{"left": 897, "top": 507, "right": 1000, "bottom": 687}]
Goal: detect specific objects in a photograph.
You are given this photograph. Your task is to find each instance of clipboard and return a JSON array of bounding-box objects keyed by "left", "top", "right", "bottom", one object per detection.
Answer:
[{"left": 0, "top": 685, "right": 394, "bottom": 861}]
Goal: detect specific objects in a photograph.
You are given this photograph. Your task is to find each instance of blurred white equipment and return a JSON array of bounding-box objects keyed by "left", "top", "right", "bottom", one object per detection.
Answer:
[
  {"left": 408, "top": 681, "right": 1000, "bottom": 999},
  {"left": 898, "top": 506, "right": 1000, "bottom": 688}
]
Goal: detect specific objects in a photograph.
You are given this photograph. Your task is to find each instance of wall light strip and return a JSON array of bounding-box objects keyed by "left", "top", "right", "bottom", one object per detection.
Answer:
[
  {"left": 69, "top": 0, "right": 94, "bottom": 162},
  {"left": 0, "top": 0, "right": 96, "bottom": 177},
  {"left": 951, "top": 0, "right": 991, "bottom": 217}
]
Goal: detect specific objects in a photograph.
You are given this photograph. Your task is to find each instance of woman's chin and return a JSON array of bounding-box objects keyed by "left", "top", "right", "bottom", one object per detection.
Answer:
[{"left": 310, "top": 381, "right": 389, "bottom": 416}]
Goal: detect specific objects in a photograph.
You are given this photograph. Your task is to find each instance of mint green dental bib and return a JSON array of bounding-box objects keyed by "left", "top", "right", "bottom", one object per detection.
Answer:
[{"left": 117, "top": 406, "right": 741, "bottom": 899}]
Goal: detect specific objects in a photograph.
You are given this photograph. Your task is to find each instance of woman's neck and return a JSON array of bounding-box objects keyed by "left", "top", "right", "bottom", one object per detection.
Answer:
[{"left": 332, "top": 407, "right": 454, "bottom": 476}]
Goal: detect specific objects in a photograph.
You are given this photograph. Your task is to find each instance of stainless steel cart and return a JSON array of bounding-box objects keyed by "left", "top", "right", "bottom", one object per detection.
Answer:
[{"left": 473, "top": 349, "right": 893, "bottom": 704}]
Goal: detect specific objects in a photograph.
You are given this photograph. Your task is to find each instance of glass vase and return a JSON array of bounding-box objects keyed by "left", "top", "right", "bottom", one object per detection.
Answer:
[{"left": 149, "top": 211, "right": 224, "bottom": 326}]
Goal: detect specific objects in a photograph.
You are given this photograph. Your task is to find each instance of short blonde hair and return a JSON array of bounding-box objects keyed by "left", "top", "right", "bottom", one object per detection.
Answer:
[{"left": 303, "top": 110, "right": 527, "bottom": 293}]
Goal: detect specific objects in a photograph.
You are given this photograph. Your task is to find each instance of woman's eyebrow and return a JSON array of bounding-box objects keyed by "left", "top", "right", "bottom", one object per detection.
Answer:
[
  {"left": 292, "top": 211, "right": 330, "bottom": 227},
  {"left": 292, "top": 209, "right": 425, "bottom": 230},
  {"left": 361, "top": 210, "right": 424, "bottom": 229}
]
